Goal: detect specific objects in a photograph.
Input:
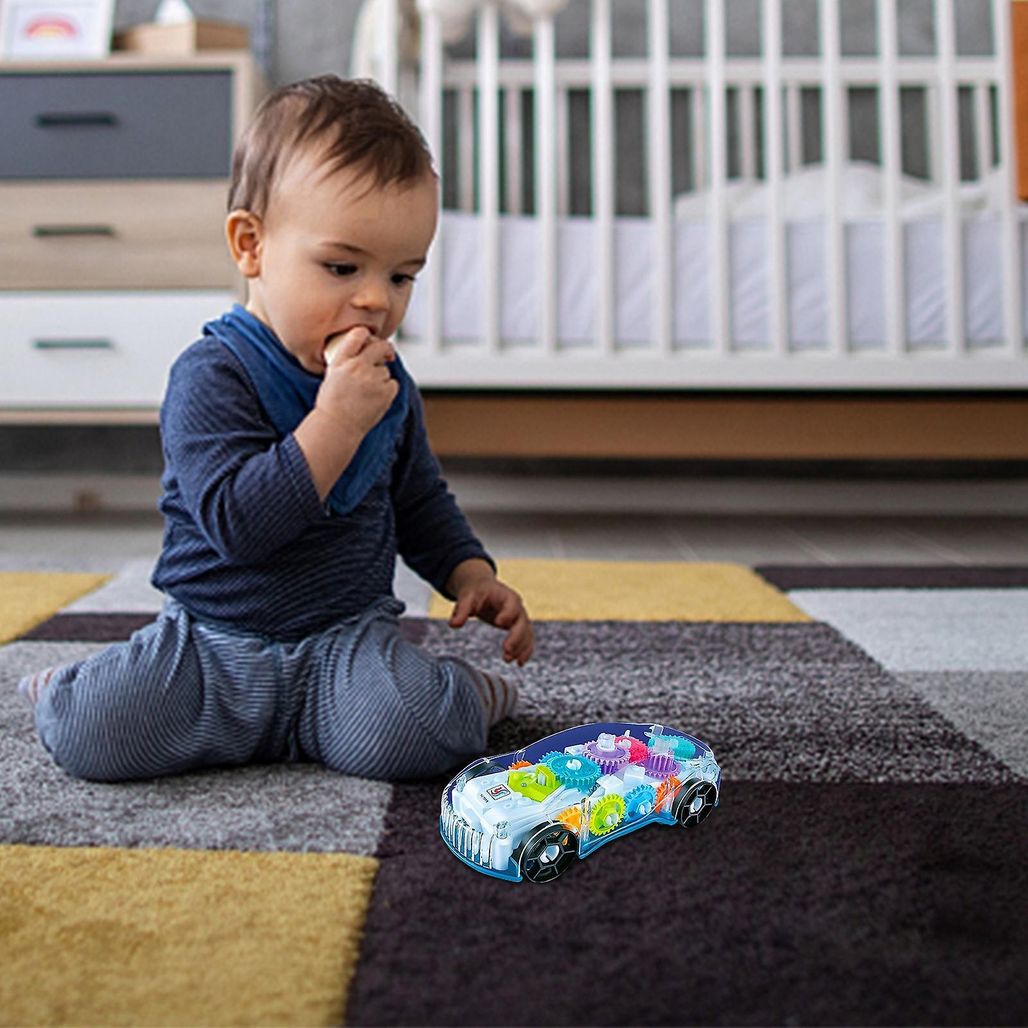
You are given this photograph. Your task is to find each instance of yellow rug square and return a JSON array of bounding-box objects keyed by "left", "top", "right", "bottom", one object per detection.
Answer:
[
  {"left": 429, "top": 560, "right": 809, "bottom": 622},
  {"left": 0, "top": 845, "right": 378, "bottom": 1027},
  {"left": 0, "top": 572, "right": 108, "bottom": 645}
]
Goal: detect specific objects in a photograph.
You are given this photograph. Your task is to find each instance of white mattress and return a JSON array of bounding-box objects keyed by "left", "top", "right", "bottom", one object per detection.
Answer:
[{"left": 403, "top": 164, "right": 1025, "bottom": 351}]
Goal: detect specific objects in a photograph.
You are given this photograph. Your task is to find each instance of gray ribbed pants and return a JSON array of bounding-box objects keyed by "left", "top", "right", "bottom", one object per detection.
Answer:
[{"left": 33, "top": 597, "right": 489, "bottom": 783}]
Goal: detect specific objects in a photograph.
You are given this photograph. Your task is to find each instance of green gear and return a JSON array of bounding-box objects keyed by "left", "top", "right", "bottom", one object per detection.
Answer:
[{"left": 588, "top": 793, "right": 626, "bottom": 836}]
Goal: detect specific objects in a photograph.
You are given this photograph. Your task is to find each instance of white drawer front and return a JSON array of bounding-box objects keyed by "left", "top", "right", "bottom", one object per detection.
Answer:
[{"left": 0, "top": 291, "right": 235, "bottom": 406}]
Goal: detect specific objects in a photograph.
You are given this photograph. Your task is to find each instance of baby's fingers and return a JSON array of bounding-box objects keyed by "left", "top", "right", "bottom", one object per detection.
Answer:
[
  {"left": 448, "top": 593, "right": 477, "bottom": 629},
  {"left": 503, "top": 616, "right": 535, "bottom": 665}
]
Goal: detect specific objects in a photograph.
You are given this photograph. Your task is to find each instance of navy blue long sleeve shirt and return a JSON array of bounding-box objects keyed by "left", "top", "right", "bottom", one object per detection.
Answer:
[{"left": 151, "top": 334, "right": 492, "bottom": 640}]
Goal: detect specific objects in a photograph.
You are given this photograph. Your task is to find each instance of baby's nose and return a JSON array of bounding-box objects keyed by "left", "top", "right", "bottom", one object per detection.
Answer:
[{"left": 352, "top": 277, "right": 389, "bottom": 311}]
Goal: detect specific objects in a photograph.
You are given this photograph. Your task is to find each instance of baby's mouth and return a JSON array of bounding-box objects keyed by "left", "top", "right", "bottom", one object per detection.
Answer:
[{"left": 323, "top": 326, "right": 378, "bottom": 366}]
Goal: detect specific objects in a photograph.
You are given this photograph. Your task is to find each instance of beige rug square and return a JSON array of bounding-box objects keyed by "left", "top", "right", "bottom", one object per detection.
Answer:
[
  {"left": 0, "top": 573, "right": 108, "bottom": 645},
  {"left": 429, "top": 559, "right": 809, "bottom": 621},
  {"left": 0, "top": 845, "right": 378, "bottom": 1026}
]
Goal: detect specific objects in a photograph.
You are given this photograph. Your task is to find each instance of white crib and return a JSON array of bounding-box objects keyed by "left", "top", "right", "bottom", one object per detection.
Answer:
[{"left": 361, "top": 0, "right": 1028, "bottom": 389}]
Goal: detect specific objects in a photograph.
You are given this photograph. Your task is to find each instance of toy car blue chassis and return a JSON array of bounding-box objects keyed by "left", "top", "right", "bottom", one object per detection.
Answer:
[{"left": 440, "top": 721, "right": 721, "bottom": 883}]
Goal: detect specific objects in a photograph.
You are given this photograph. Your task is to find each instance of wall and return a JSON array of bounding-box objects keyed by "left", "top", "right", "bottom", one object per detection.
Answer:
[
  {"left": 112, "top": 0, "right": 995, "bottom": 87},
  {"left": 113, "top": 0, "right": 364, "bottom": 85}
]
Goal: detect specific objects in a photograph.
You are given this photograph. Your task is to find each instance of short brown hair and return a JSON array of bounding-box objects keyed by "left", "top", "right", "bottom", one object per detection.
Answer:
[{"left": 228, "top": 75, "right": 434, "bottom": 216}]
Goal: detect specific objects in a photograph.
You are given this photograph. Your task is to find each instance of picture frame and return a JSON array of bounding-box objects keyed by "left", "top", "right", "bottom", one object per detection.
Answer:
[{"left": 0, "top": 0, "right": 115, "bottom": 60}]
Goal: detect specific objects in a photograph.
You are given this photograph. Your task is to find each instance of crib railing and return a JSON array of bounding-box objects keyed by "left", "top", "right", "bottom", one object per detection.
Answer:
[{"left": 372, "top": 0, "right": 1028, "bottom": 388}]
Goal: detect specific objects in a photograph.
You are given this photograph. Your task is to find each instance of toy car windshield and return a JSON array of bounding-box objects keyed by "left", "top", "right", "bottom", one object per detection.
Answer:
[{"left": 440, "top": 721, "right": 721, "bottom": 883}]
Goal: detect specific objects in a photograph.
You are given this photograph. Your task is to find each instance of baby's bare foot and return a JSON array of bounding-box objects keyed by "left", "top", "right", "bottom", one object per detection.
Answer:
[
  {"left": 17, "top": 666, "right": 59, "bottom": 706},
  {"left": 471, "top": 667, "right": 519, "bottom": 726}
]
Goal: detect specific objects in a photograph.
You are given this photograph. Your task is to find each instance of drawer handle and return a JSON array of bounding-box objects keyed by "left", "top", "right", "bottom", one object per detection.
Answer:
[
  {"left": 33, "top": 338, "right": 115, "bottom": 351},
  {"left": 33, "top": 224, "right": 116, "bottom": 238},
  {"left": 35, "top": 112, "right": 119, "bottom": 128}
]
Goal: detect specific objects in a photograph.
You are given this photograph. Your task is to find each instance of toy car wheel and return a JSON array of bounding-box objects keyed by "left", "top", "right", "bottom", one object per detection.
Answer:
[
  {"left": 516, "top": 821, "right": 578, "bottom": 883},
  {"left": 673, "top": 779, "right": 718, "bottom": 828}
]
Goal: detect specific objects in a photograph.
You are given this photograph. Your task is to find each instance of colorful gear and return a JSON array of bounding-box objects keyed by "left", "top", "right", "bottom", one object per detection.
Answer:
[
  {"left": 556, "top": 805, "right": 583, "bottom": 832},
  {"left": 618, "top": 735, "right": 650, "bottom": 764},
  {"left": 588, "top": 793, "right": 626, "bottom": 836},
  {"left": 509, "top": 760, "right": 533, "bottom": 770},
  {"left": 644, "top": 751, "right": 681, "bottom": 779},
  {"left": 583, "top": 736, "right": 632, "bottom": 775},
  {"left": 655, "top": 775, "right": 681, "bottom": 811},
  {"left": 668, "top": 736, "right": 698, "bottom": 761},
  {"left": 624, "top": 784, "right": 657, "bottom": 819},
  {"left": 542, "top": 751, "right": 601, "bottom": 791}
]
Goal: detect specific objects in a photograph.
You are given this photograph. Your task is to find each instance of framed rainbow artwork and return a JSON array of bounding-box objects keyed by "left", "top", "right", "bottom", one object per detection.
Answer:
[{"left": 0, "top": 0, "right": 114, "bottom": 59}]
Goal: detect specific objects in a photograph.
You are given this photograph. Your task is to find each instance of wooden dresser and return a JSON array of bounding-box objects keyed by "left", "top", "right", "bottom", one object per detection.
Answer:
[{"left": 0, "top": 52, "right": 260, "bottom": 422}]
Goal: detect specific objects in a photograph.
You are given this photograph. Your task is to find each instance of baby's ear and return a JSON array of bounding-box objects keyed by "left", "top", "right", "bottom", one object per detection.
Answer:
[{"left": 225, "top": 209, "right": 262, "bottom": 277}]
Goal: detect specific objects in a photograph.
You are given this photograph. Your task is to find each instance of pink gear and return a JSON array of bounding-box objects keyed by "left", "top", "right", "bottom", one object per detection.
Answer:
[{"left": 618, "top": 735, "right": 650, "bottom": 764}]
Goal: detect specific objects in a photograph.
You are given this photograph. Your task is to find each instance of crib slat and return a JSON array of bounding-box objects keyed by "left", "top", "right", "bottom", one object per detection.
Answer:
[
  {"left": 591, "top": 0, "right": 616, "bottom": 357},
  {"left": 478, "top": 4, "right": 501, "bottom": 353},
  {"left": 786, "top": 83, "right": 803, "bottom": 174},
  {"left": 458, "top": 86, "right": 475, "bottom": 211},
  {"left": 691, "top": 85, "right": 707, "bottom": 189},
  {"left": 877, "top": 0, "right": 905, "bottom": 358},
  {"left": 505, "top": 86, "right": 523, "bottom": 215},
  {"left": 535, "top": 13, "right": 559, "bottom": 354},
  {"left": 556, "top": 83, "right": 570, "bottom": 217},
  {"left": 706, "top": 0, "right": 731, "bottom": 354},
  {"left": 821, "top": 0, "right": 848, "bottom": 356},
  {"left": 419, "top": 6, "right": 445, "bottom": 355},
  {"left": 377, "top": 0, "right": 399, "bottom": 99},
  {"left": 763, "top": 0, "right": 788, "bottom": 357},
  {"left": 936, "top": 0, "right": 966, "bottom": 355},
  {"left": 993, "top": 0, "right": 1024, "bottom": 354},
  {"left": 974, "top": 82, "right": 992, "bottom": 177},
  {"left": 648, "top": 0, "right": 673, "bottom": 355},
  {"left": 739, "top": 83, "right": 757, "bottom": 180}
]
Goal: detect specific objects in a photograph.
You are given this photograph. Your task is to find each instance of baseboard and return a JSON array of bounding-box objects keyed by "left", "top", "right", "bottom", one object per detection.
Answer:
[{"left": 422, "top": 393, "right": 1028, "bottom": 460}]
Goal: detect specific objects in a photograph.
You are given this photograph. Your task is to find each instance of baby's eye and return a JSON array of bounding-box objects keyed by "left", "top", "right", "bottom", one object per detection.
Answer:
[
  {"left": 392, "top": 273, "right": 416, "bottom": 287},
  {"left": 325, "top": 263, "right": 357, "bottom": 277}
]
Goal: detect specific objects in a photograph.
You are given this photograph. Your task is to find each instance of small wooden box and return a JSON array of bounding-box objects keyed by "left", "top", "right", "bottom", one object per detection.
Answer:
[{"left": 114, "top": 20, "right": 249, "bottom": 56}]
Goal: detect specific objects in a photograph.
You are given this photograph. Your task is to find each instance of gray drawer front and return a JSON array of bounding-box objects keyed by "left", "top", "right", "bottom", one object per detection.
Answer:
[{"left": 0, "top": 71, "right": 232, "bottom": 179}]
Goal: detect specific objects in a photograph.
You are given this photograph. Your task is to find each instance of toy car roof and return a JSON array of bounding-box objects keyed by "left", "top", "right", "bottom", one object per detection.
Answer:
[{"left": 462, "top": 720, "right": 713, "bottom": 775}]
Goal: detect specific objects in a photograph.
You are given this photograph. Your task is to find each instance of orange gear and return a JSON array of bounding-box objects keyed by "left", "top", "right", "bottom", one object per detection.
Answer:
[
  {"left": 509, "top": 760, "right": 533, "bottom": 770},
  {"left": 556, "top": 806, "right": 583, "bottom": 832},
  {"left": 655, "top": 775, "right": 681, "bottom": 811}
]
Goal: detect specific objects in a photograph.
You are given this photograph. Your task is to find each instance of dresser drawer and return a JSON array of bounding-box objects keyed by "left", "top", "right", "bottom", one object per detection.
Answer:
[
  {"left": 0, "top": 291, "right": 235, "bottom": 406},
  {"left": 0, "top": 182, "right": 237, "bottom": 289},
  {"left": 0, "top": 71, "right": 232, "bottom": 179}
]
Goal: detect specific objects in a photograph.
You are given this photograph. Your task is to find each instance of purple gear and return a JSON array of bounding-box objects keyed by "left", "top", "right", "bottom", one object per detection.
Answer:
[
  {"left": 583, "top": 736, "right": 631, "bottom": 775},
  {"left": 644, "top": 751, "right": 681, "bottom": 779}
]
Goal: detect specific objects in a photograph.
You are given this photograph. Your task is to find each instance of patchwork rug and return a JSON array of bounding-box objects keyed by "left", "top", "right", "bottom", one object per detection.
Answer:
[{"left": 1, "top": 560, "right": 1026, "bottom": 1026}]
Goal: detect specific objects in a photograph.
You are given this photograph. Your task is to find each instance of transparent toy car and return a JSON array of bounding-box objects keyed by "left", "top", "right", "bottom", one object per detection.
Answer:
[{"left": 440, "top": 721, "right": 721, "bottom": 883}]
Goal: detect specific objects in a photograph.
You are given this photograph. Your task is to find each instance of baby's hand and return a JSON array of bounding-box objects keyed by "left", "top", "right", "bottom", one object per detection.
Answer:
[
  {"left": 318, "top": 327, "right": 398, "bottom": 436},
  {"left": 449, "top": 570, "right": 534, "bottom": 666}
]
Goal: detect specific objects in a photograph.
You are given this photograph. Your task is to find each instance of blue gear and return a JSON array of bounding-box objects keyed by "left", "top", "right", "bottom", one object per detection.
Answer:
[
  {"left": 625, "top": 784, "right": 658, "bottom": 819},
  {"left": 542, "top": 751, "right": 601, "bottom": 791}
]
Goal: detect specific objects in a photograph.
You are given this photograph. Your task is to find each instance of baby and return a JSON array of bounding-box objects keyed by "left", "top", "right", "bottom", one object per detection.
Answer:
[{"left": 19, "top": 75, "right": 533, "bottom": 782}]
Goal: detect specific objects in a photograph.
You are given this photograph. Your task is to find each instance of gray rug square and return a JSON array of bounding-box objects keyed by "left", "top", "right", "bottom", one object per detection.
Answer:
[
  {"left": 0, "top": 641, "right": 391, "bottom": 854},
  {"left": 898, "top": 670, "right": 1028, "bottom": 779},
  {"left": 788, "top": 588, "right": 1028, "bottom": 671},
  {"left": 411, "top": 618, "right": 1018, "bottom": 783}
]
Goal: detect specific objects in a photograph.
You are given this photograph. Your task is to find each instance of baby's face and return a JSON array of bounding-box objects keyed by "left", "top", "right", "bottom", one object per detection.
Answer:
[{"left": 243, "top": 148, "right": 438, "bottom": 374}]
